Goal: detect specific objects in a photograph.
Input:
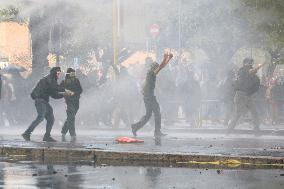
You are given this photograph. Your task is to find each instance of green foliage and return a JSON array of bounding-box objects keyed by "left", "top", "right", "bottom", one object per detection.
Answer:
[
  {"left": 0, "top": 5, "right": 27, "bottom": 24},
  {"left": 241, "top": 0, "right": 284, "bottom": 49},
  {"left": 0, "top": 6, "right": 19, "bottom": 22}
]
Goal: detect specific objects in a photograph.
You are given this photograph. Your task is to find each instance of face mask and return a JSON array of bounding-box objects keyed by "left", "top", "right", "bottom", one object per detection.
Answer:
[
  {"left": 66, "top": 72, "right": 76, "bottom": 77},
  {"left": 70, "top": 72, "right": 76, "bottom": 77},
  {"left": 56, "top": 72, "right": 61, "bottom": 79}
]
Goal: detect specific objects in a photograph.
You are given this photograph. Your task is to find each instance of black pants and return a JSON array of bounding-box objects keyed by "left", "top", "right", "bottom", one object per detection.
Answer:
[
  {"left": 228, "top": 91, "right": 260, "bottom": 130},
  {"left": 25, "top": 99, "right": 54, "bottom": 137},
  {"left": 133, "top": 96, "right": 161, "bottom": 132},
  {"left": 61, "top": 100, "right": 79, "bottom": 136}
]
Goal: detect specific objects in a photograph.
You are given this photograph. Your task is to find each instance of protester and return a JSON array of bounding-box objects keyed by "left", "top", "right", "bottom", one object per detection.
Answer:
[
  {"left": 227, "top": 58, "right": 262, "bottom": 135},
  {"left": 131, "top": 52, "right": 173, "bottom": 137},
  {"left": 22, "top": 67, "right": 73, "bottom": 142},
  {"left": 178, "top": 70, "right": 201, "bottom": 127},
  {"left": 218, "top": 69, "right": 236, "bottom": 126},
  {"left": 61, "top": 68, "right": 83, "bottom": 142}
]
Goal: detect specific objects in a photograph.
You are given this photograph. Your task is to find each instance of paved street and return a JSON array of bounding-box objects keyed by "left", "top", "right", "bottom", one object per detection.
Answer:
[
  {"left": 0, "top": 162, "right": 283, "bottom": 189},
  {"left": 0, "top": 125, "right": 283, "bottom": 164},
  {"left": 1, "top": 117, "right": 284, "bottom": 189}
]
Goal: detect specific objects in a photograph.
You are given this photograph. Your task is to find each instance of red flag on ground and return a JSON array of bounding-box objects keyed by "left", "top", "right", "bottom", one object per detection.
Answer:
[{"left": 115, "top": 137, "right": 144, "bottom": 143}]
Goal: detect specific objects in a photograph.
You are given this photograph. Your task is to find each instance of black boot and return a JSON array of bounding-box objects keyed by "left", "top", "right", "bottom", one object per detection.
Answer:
[
  {"left": 43, "top": 135, "right": 57, "bottom": 142},
  {"left": 70, "top": 136, "right": 76, "bottom": 143},
  {"left": 131, "top": 124, "right": 138, "bottom": 137},
  {"left": 22, "top": 132, "right": 31, "bottom": 141},
  {"left": 154, "top": 130, "right": 167, "bottom": 137}
]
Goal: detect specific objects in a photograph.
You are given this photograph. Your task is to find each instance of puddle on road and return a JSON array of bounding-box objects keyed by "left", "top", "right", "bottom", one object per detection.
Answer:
[{"left": 0, "top": 161, "right": 283, "bottom": 189}]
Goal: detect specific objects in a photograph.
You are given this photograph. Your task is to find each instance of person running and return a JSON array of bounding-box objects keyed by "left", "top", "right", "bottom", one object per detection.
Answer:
[{"left": 131, "top": 52, "right": 173, "bottom": 137}]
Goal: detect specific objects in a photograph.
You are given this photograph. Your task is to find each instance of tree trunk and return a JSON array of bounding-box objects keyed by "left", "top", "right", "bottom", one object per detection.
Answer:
[{"left": 29, "top": 13, "right": 50, "bottom": 78}]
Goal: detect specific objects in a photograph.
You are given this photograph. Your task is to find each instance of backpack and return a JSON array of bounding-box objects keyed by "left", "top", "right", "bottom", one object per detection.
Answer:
[
  {"left": 30, "top": 79, "right": 43, "bottom": 100},
  {"left": 247, "top": 74, "right": 260, "bottom": 95}
]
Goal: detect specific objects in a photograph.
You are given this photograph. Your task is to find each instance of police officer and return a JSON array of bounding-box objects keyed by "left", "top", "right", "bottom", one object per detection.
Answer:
[
  {"left": 61, "top": 68, "right": 82, "bottom": 142},
  {"left": 227, "top": 58, "right": 262, "bottom": 135},
  {"left": 22, "top": 67, "right": 73, "bottom": 142},
  {"left": 131, "top": 53, "right": 173, "bottom": 137}
]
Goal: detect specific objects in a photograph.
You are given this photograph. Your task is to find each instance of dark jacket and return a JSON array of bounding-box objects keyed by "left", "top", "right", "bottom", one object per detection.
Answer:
[
  {"left": 31, "top": 69, "right": 65, "bottom": 102},
  {"left": 60, "top": 76, "right": 82, "bottom": 101},
  {"left": 235, "top": 66, "right": 260, "bottom": 96},
  {"left": 143, "top": 70, "right": 156, "bottom": 98}
]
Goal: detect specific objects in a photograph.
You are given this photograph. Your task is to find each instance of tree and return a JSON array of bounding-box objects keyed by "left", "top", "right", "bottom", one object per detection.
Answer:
[
  {"left": 1, "top": 0, "right": 113, "bottom": 76},
  {"left": 241, "top": 0, "right": 284, "bottom": 76}
]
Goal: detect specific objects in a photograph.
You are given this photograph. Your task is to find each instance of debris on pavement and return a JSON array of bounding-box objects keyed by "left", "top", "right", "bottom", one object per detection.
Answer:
[{"left": 115, "top": 137, "right": 144, "bottom": 144}]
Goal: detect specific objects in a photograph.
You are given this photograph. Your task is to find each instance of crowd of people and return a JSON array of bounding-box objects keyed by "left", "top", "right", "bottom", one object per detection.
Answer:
[{"left": 1, "top": 49, "right": 284, "bottom": 140}]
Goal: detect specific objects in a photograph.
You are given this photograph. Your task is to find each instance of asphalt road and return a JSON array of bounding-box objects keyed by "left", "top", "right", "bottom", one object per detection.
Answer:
[
  {"left": 0, "top": 162, "right": 283, "bottom": 189},
  {"left": 1, "top": 126, "right": 284, "bottom": 159}
]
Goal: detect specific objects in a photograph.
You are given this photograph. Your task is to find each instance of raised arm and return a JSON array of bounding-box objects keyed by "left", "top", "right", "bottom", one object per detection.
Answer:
[
  {"left": 249, "top": 63, "right": 264, "bottom": 75},
  {"left": 154, "top": 52, "right": 173, "bottom": 75}
]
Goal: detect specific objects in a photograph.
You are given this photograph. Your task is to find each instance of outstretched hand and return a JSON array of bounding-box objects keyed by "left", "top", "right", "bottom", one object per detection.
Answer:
[
  {"left": 64, "top": 89, "right": 75, "bottom": 96},
  {"left": 154, "top": 52, "right": 174, "bottom": 75},
  {"left": 168, "top": 52, "right": 173, "bottom": 60},
  {"left": 163, "top": 52, "right": 173, "bottom": 62}
]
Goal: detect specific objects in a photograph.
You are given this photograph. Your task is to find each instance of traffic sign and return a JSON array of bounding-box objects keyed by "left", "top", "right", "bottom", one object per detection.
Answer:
[{"left": 150, "top": 24, "right": 160, "bottom": 38}]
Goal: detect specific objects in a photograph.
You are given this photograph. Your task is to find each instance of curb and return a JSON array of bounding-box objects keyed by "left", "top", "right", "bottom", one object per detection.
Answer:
[{"left": 1, "top": 146, "right": 284, "bottom": 168}]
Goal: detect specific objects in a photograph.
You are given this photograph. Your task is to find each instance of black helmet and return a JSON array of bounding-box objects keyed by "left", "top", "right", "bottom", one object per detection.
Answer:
[
  {"left": 50, "top": 67, "right": 61, "bottom": 74},
  {"left": 243, "top": 58, "right": 254, "bottom": 66},
  {"left": 49, "top": 67, "right": 61, "bottom": 80},
  {"left": 66, "top": 68, "right": 75, "bottom": 73}
]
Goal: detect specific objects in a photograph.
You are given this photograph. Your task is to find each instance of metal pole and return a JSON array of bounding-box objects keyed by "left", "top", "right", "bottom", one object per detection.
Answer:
[
  {"left": 178, "top": 0, "right": 182, "bottom": 55},
  {"left": 112, "top": 0, "right": 118, "bottom": 65}
]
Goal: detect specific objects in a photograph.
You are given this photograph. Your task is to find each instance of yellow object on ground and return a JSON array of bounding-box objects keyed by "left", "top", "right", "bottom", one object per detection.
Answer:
[{"left": 176, "top": 159, "right": 284, "bottom": 168}]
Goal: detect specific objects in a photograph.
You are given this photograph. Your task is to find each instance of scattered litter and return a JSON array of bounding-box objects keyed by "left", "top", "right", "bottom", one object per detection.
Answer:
[
  {"left": 115, "top": 137, "right": 144, "bottom": 144},
  {"left": 83, "top": 144, "right": 104, "bottom": 149},
  {"left": 271, "top": 146, "right": 284, "bottom": 150}
]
